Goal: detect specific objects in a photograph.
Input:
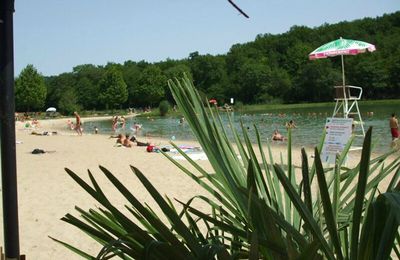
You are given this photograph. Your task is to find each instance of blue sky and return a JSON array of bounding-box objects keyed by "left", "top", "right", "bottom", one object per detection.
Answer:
[{"left": 15, "top": 0, "right": 399, "bottom": 76}]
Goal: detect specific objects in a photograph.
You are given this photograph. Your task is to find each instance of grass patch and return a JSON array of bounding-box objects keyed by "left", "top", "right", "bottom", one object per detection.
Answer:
[{"left": 237, "top": 99, "right": 400, "bottom": 113}]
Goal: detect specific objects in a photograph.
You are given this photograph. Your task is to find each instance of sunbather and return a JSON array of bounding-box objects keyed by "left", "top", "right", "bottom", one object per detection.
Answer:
[{"left": 130, "top": 136, "right": 150, "bottom": 146}]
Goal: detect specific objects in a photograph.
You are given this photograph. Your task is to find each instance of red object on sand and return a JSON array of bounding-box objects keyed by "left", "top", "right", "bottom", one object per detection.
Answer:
[{"left": 146, "top": 145, "right": 154, "bottom": 153}]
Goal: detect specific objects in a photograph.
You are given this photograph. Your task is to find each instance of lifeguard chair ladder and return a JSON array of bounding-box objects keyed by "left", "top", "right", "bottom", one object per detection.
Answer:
[{"left": 332, "top": 85, "right": 365, "bottom": 137}]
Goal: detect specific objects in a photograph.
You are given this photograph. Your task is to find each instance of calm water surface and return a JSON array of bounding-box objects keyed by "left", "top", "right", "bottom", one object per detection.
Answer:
[{"left": 83, "top": 103, "right": 397, "bottom": 154}]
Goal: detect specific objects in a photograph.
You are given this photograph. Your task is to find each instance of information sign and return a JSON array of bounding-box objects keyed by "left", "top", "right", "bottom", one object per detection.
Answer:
[{"left": 321, "top": 117, "right": 353, "bottom": 164}]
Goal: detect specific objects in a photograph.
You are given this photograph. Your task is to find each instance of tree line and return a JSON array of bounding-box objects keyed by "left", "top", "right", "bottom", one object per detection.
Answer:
[{"left": 15, "top": 11, "right": 400, "bottom": 114}]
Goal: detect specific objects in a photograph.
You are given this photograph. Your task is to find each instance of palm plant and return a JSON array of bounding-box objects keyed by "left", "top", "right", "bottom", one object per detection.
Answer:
[{"left": 52, "top": 75, "right": 400, "bottom": 259}]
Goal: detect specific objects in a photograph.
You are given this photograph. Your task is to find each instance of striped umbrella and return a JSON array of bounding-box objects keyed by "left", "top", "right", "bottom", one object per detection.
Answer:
[{"left": 309, "top": 38, "right": 376, "bottom": 86}]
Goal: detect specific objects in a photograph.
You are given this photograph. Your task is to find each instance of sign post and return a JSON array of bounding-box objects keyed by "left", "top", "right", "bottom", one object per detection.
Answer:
[{"left": 321, "top": 117, "right": 353, "bottom": 164}]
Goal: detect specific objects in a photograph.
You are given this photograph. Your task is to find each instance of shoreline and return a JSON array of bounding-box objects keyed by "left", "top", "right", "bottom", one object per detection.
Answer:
[
  {"left": 16, "top": 114, "right": 137, "bottom": 135},
  {"left": 17, "top": 115, "right": 392, "bottom": 158}
]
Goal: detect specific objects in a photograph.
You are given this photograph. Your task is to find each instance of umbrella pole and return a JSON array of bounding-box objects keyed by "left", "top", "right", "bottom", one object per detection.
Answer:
[
  {"left": 341, "top": 54, "right": 348, "bottom": 118},
  {"left": 0, "top": 0, "right": 20, "bottom": 259},
  {"left": 341, "top": 54, "right": 345, "bottom": 86}
]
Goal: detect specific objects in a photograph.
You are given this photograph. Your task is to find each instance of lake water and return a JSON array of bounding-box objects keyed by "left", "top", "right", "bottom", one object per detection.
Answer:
[{"left": 83, "top": 102, "right": 398, "bottom": 154}]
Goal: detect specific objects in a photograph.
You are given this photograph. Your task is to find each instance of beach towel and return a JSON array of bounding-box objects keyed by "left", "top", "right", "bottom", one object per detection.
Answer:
[{"left": 172, "top": 152, "right": 208, "bottom": 161}]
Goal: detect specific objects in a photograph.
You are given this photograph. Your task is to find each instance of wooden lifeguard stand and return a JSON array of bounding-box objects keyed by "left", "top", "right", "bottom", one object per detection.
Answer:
[{"left": 332, "top": 85, "right": 365, "bottom": 137}]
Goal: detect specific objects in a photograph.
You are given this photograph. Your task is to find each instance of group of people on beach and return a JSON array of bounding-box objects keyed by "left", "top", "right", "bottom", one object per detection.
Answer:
[
  {"left": 63, "top": 111, "right": 400, "bottom": 149},
  {"left": 66, "top": 113, "right": 142, "bottom": 136},
  {"left": 114, "top": 133, "right": 151, "bottom": 148},
  {"left": 22, "top": 118, "right": 41, "bottom": 129}
]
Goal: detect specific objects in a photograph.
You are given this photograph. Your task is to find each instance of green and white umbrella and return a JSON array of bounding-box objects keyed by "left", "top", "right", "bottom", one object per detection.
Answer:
[{"left": 309, "top": 37, "right": 376, "bottom": 86}]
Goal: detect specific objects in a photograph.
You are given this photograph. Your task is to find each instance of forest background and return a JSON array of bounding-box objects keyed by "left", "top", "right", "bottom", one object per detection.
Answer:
[{"left": 15, "top": 11, "right": 400, "bottom": 114}]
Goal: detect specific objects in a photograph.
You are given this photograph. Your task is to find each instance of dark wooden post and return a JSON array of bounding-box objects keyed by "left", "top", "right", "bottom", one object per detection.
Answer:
[{"left": 0, "top": 0, "right": 20, "bottom": 259}]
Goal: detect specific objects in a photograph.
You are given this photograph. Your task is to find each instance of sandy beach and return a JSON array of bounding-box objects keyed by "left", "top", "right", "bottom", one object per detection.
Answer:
[{"left": 0, "top": 116, "right": 396, "bottom": 259}]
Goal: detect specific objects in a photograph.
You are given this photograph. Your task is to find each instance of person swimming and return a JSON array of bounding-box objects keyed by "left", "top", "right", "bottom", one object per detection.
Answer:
[
  {"left": 285, "top": 120, "right": 297, "bottom": 130},
  {"left": 272, "top": 130, "right": 285, "bottom": 141}
]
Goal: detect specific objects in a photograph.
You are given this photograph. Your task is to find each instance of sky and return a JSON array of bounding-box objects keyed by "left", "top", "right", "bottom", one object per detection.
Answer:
[{"left": 14, "top": 0, "right": 399, "bottom": 76}]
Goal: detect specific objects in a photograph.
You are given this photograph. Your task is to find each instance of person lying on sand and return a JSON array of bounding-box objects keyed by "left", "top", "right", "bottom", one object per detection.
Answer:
[
  {"left": 129, "top": 136, "right": 151, "bottom": 147},
  {"left": 31, "top": 131, "right": 57, "bottom": 136},
  {"left": 115, "top": 134, "right": 126, "bottom": 144},
  {"left": 123, "top": 134, "right": 134, "bottom": 148}
]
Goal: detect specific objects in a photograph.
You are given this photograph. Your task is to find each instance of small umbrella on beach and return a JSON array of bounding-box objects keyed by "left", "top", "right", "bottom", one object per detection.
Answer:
[
  {"left": 46, "top": 107, "right": 57, "bottom": 112},
  {"left": 309, "top": 37, "right": 376, "bottom": 86}
]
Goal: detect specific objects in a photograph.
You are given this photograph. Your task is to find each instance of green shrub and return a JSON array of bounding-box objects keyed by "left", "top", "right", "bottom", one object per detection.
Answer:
[
  {"left": 159, "top": 100, "right": 170, "bottom": 116},
  {"left": 235, "top": 101, "right": 243, "bottom": 109}
]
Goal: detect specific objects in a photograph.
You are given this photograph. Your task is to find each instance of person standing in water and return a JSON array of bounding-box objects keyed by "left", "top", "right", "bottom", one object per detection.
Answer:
[
  {"left": 112, "top": 116, "right": 119, "bottom": 132},
  {"left": 390, "top": 113, "right": 399, "bottom": 140},
  {"left": 74, "top": 111, "right": 83, "bottom": 135},
  {"left": 120, "top": 116, "right": 126, "bottom": 129}
]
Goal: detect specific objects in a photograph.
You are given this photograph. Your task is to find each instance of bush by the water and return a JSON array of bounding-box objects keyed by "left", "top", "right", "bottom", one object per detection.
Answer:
[{"left": 159, "top": 100, "right": 170, "bottom": 116}]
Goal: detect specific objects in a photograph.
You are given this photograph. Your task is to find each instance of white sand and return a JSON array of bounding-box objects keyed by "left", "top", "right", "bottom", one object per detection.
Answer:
[{"left": 0, "top": 116, "right": 396, "bottom": 259}]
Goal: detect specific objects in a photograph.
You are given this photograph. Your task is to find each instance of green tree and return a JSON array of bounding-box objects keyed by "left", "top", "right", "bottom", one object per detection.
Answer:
[
  {"left": 75, "top": 77, "right": 100, "bottom": 110},
  {"left": 269, "top": 68, "right": 292, "bottom": 101},
  {"left": 387, "top": 49, "right": 400, "bottom": 95},
  {"left": 15, "top": 64, "right": 47, "bottom": 111},
  {"left": 132, "top": 65, "right": 166, "bottom": 106},
  {"left": 229, "top": 59, "right": 272, "bottom": 103},
  {"left": 72, "top": 64, "right": 104, "bottom": 109},
  {"left": 225, "top": 44, "right": 270, "bottom": 103},
  {"left": 122, "top": 61, "right": 143, "bottom": 107},
  {"left": 73, "top": 64, "right": 104, "bottom": 85},
  {"left": 45, "top": 72, "right": 76, "bottom": 111},
  {"left": 293, "top": 60, "right": 341, "bottom": 102},
  {"left": 164, "top": 64, "right": 192, "bottom": 103},
  {"left": 58, "top": 89, "right": 81, "bottom": 115},
  {"left": 164, "top": 64, "right": 192, "bottom": 81},
  {"left": 33, "top": 11, "right": 400, "bottom": 105},
  {"left": 189, "top": 54, "right": 228, "bottom": 95},
  {"left": 348, "top": 55, "right": 389, "bottom": 98},
  {"left": 98, "top": 68, "right": 128, "bottom": 109},
  {"left": 158, "top": 100, "right": 170, "bottom": 116}
]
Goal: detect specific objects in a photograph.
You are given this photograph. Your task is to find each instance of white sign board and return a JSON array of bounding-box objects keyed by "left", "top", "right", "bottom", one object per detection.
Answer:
[{"left": 321, "top": 117, "right": 353, "bottom": 164}]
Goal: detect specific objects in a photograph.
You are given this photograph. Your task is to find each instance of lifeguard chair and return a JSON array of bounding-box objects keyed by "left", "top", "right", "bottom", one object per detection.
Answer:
[{"left": 332, "top": 85, "right": 365, "bottom": 136}]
